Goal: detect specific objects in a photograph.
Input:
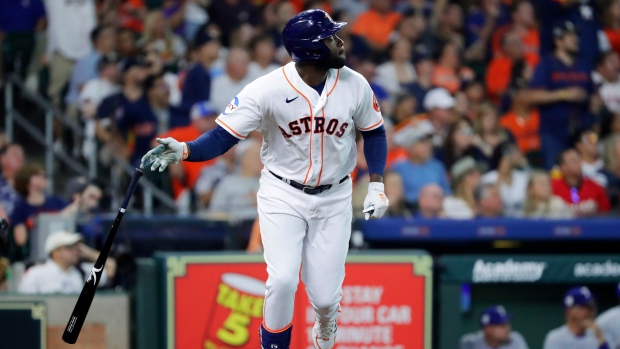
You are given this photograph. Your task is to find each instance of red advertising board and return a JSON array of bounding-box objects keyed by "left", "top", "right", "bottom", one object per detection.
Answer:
[{"left": 162, "top": 253, "right": 432, "bottom": 349}]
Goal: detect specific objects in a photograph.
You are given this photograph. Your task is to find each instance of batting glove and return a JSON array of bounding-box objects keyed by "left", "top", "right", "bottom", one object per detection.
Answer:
[
  {"left": 362, "top": 182, "right": 389, "bottom": 220},
  {"left": 140, "top": 137, "right": 185, "bottom": 172}
]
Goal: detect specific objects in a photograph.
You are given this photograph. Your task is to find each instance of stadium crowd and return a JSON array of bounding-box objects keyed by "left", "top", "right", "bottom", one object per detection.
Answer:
[{"left": 1, "top": 0, "right": 620, "bottom": 259}]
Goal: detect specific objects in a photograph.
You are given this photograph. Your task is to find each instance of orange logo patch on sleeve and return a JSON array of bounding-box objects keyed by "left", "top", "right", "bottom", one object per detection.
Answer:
[{"left": 372, "top": 93, "right": 381, "bottom": 112}]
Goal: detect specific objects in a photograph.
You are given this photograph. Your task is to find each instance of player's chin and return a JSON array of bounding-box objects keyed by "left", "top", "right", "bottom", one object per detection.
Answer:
[{"left": 332, "top": 55, "right": 346, "bottom": 69}]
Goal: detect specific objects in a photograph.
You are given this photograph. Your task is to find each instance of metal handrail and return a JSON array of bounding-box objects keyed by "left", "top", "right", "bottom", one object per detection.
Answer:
[{"left": 4, "top": 74, "right": 178, "bottom": 214}]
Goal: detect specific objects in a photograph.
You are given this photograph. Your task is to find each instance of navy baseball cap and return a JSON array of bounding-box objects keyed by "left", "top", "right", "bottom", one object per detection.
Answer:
[
  {"left": 191, "top": 101, "right": 219, "bottom": 120},
  {"left": 480, "top": 305, "right": 511, "bottom": 327},
  {"left": 564, "top": 286, "right": 595, "bottom": 308},
  {"left": 554, "top": 21, "right": 579, "bottom": 38}
]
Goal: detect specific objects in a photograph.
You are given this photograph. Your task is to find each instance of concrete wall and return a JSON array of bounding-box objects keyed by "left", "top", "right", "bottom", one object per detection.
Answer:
[{"left": 0, "top": 292, "right": 130, "bottom": 349}]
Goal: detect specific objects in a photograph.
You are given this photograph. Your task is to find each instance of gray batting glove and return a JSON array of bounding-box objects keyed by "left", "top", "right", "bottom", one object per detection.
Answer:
[{"left": 140, "top": 137, "right": 184, "bottom": 172}]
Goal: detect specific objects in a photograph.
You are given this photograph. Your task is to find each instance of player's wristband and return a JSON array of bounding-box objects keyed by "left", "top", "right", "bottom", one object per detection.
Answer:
[
  {"left": 368, "top": 182, "right": 384, "bottom": 192},
  {"left": 182, "top": 142, "right": 190, "bottom": 160}
]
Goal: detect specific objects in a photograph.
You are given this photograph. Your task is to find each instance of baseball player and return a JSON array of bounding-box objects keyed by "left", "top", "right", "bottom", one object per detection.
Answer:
[
  {"left": 597, "top": 284, "right": 620, "bottom": 349},
  {"left": 140, "top": 9, "right": 389, "bottom": 349},
  {"left": 543, "top": 286, "right": 612, "bottom": 349},
  {"left": 460, "top": 305, "right": 529, "bottom": 349}
]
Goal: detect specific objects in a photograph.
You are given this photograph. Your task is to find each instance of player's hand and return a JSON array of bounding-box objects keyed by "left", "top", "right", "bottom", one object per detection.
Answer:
[
  {"left": 140, "top": 137, "right": 185, "bottom": 172},
  {"left": 362, "top": 182, "right": 389, "bottom": 220}
]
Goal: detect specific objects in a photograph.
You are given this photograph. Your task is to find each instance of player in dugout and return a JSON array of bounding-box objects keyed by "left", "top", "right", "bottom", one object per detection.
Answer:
[{"left": 140, "top": 9, "right": 390, "bottom": 349}]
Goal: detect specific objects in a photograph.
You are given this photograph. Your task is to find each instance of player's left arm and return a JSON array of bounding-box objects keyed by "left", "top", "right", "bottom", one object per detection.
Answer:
[{"left": 353, "top": 79, "right": 389, "bottom": 220}]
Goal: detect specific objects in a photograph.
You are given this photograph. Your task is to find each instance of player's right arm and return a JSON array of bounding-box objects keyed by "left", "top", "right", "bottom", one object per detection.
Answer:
[{"left": 141, "top": 85, "right": 263, "bottom": 172}]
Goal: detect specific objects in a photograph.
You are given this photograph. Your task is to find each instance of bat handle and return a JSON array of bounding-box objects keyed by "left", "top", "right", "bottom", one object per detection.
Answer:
[{"left": 120, "top": 169, "right": 143, "bottom": 210}]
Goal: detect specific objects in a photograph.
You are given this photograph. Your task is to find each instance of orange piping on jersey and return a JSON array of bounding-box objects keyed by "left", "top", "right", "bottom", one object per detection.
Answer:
[
  {"left": 317, "top": 108, "right": 326, "bottom": 185},
  {"left": 357, "top": 119, "right": 383, "bottom": 131},
  {"left": 327, "top": 69, "right": 340, "bottom": 96},
  {"left": 282, "top": 67, "right": 314, "bottom": 184},
  {"left": 216, "top": 118, "right": 247, "bottom": 139},
  {"left": 262, "top": 322, "right": 293, "bottom": 333}
]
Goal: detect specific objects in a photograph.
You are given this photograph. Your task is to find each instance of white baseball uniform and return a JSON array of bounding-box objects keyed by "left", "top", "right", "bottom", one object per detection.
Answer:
[{"left": 216, "top": 61, "right": 383, "bottom": 331}]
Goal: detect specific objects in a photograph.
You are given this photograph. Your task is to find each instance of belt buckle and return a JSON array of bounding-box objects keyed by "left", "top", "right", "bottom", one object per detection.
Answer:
[{"left": 303, "top": 186, "right": 319, "bottom": 195}]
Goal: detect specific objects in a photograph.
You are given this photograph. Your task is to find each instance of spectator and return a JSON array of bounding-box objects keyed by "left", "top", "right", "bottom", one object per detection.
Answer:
[
  {"left": 421, "top": 87, "right": 457, "bottom": 147},
  {"left": 184, "top": 0, "right": 209, "bottom": 42},
  {"left": 392, "top": 120, "right": 451, "bottom": 206},
  {"left": 406, "top": 54, "right": 435, "bottom": 113},
  {"left": 481, "top": 142, "right": 530, "bottom": 217},
  {"left": 552, "top": 148, "right": 611, "bottom": 216},
  {"left": 139, "top": 10, "right": 186, "bottom": 65},
  {"left": 211, "top": 48, "right": 253, "bottom": 112},
  {"left": 443, "top": 156, "right": 482, "bottom": 219},
  {"left": 206, "top": 140, "right": 262, "bottom": 221},
  {"left": 543, "top": 286, "right": 611, "bottom": 349},
  {"left": 207, "top": 0, "right": 259, "bottom": 48},
  {"left": 574, "top": 129, "right": 608, "bottom": 187},
  {"left": 156, "top": 102, "right": 220, "bottom": 199},
  {"left": 442, "top": 116, "right": 484, "bottom": 170},
  {"left": 0, "top": 143, "right": 25, "bottom": 219},
  {"left": 491, "top": 0, "right": 540, "bottom": 67},
  {"left": 462, "top": 79, "right": 486, "bottom": 120},
  {"left": 18, "top": 231, "right": 116, "bottom": 294},
  {"left": 603, "top": 0, "right": 620, "bottom": 58},
  {"left": 599, "top": 134, "right": 620, "bottom": 206},
  {"left": 432, "top": 41, "right": 475, "bottom": 94},
  {"left": 376, "top": 38, "right": 417, "bottom": 97},
  {"left": 44, "top": 0, "right": 97, "bottom": 108},
  {"left": 500, "top": 74, "right": 541, "bottom": 161},
  {"left": 95, "top": 56, "right": 149, "bottom": 165},
  {"left": 417, "top": 183, "right": 444, "bottom": 218},
  {"left": 433, "top": 3, "right": 465, "bottom": 49},
  {"left": 486, "top": 30, "right": 526, "bottom": 103},
  {"left": 526, "top": 21, "right": 596, "bottom": 169},
  {"left": 395, "top": 13, "right": 433, "bottom": 60},
  {"left": 475, "top": 182, "right": 504, "bottom": 218},
  {"left": 463, "top": 0, "right": 500, "bottom": 64},
  {"left": 65, "top": 25, "right": 116, "bottom": 116},
  {"left": 594, "top": 51, "right": 620, "bottom": 114},
  {"left": 538, "top": 0, "right": 604, "bottom": 69},
  {"left": 248, "top": 34, "right": 279, "bottom": 80},
  {"left": 118, "top": 73, "right": 172, "bottom": 167},
  {"left": 473, "top": 103, "right": 513, "bottom": 171},
  {"left": 391, "top": 93, "right": 417, "bottom": 125},
  {"left": 460, "top": 305, "right": 529, "bottom": 349},
  {"left": 0, "top": 0, "right": 45, "bottom": 80},
  {"left": 194, "top": 143, "right": 238, "bottom": 209},
  {"left": 79, "top": 56, "right": 121, "bottom": 120},
  {"left": 523, "top": 170, "right": 571, "bottom": 219},
  {"left": 117, "top": 27, "right": 139, "bottom": 59},
  {"left": 350, "top": 0, "right": 402, "bottom": 51},
  {"left": 383, "top": 172, "right": 412, "bottom": 218},
  {"left": 178, "top": 31, "right": 221, "bottom": 117},
  {"left": 62, "top": 178, "right": 103, "bottom": 217},
  {"left": 597, "top": 283, "right": 620, "bottom": 349},
  {"left": 357, "top": 59, "right": 391, "bottom": 115},
  {"left": 9, "top": 164, "right": 69, "bottom": 261}
]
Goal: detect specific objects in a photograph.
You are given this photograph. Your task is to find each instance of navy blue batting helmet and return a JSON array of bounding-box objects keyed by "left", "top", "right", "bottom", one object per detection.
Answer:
[{"left": 282, "top": 9, "right": 347, "bottom": 63}]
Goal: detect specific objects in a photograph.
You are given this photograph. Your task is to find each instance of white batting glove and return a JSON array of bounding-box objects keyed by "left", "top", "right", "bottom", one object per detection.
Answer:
[
  {"left": 140, "top": 137, "right": 185, "bottom": 172},
  {"left": 362, "top": 182, "right": 389, "bottom": 220}
]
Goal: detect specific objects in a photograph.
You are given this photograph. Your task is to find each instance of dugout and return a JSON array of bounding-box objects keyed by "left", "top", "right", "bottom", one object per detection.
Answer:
[{"left": 437, "top": 254, "right": 620, "bottom": 349}]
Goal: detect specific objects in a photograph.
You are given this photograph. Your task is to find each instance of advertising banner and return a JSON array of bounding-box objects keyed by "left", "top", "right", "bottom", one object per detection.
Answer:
[
  {"left": 440, "top": 255, "right": 620, "bottom": 283},
  {"left": 160, "top": 252, "right": 432, "bottom": 349}
]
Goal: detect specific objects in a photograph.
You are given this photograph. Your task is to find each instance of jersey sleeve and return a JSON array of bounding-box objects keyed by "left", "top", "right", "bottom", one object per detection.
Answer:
[
  {"left": 215, "top": 84, "right": 262, "bottom": 140},
  {"left": 529, "top": 59, "right": 551, "bottom": 90},
  {"left": 354, "top": 79, "right": 384, "bottom": 131}
]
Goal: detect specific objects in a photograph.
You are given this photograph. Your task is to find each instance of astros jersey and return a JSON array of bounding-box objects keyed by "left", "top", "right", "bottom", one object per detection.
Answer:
[{"left": 215, "top": 61, "right": 384, "bottom": 186}]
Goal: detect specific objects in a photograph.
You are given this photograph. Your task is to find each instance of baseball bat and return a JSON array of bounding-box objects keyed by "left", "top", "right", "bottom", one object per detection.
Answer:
[{"left": 62, "top": 169, "right": 143, "bottom": 344}]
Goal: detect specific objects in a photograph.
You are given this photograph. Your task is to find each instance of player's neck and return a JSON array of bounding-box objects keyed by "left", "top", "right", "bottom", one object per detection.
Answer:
[
  {"left": 295, "top": 62, "right": 329, "bottom": 87},
  {"left": 567, "top": 321, "right": 586, "bottom": 336}
]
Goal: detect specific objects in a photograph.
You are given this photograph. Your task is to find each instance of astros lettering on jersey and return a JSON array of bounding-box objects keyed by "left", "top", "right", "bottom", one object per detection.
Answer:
[{"left": 215, "top": 61, "right": 383, "bottom": 185}]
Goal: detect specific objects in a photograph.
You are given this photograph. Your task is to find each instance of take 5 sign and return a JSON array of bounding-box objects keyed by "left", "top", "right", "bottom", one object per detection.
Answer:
[{"left": 160, "top": 253, "right": 432, "bottom": 349}]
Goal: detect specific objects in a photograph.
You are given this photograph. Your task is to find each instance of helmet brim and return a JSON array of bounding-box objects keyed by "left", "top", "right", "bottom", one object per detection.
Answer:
[{"left": 312, "top": 21, "right": 347, "bottom": 42}]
